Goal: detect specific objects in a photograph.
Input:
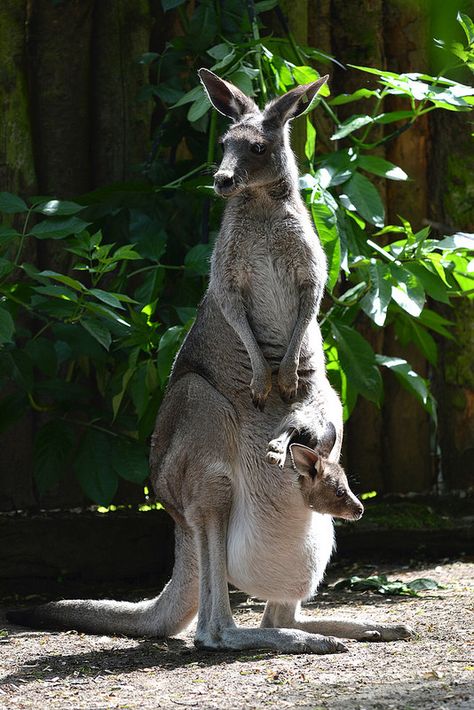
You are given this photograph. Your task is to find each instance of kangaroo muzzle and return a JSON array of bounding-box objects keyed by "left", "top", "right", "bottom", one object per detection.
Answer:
[{"left": 214, "top": 172, "right": 236, "bottom": 196}]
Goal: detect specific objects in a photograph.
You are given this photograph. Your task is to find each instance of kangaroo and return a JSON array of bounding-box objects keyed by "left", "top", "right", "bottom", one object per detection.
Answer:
[
  {"left": 290, "top": 441, "right": 364, "bottom": 521},
  {"left": 7, "top": 70, "right": 411, "bottom": 651}
]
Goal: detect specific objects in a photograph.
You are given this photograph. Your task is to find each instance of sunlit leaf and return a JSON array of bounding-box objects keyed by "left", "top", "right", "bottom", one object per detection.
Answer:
[
  {"left": 342, "top": 173, "right": 385, "bottom": 227},
  {"left": 358, "top": 155, "right": 408, "bottom": 181},
  {"left": 330, "top": 322, "right": 382, "bottom": 403},
  {"left": 360, "top": 261, "right": 392, "bottom": 326}
]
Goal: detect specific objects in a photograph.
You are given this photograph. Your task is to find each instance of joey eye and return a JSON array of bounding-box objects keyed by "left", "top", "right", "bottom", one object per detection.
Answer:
[
  {"left": 250, "top": 143, "right": 266, "bottom": 155},
  {"left": 336, "top": 487, "right": 346, "bottom": 498}
]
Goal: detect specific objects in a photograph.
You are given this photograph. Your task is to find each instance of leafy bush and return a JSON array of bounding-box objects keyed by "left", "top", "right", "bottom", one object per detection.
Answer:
[{"left": 1, "top": 3, "right": 473, "bottom": 505}]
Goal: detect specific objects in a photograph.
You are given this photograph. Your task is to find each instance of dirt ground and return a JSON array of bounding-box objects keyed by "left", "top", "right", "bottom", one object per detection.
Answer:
[{"left": 1, "top": 558, "right": 473, "bottom": 710}]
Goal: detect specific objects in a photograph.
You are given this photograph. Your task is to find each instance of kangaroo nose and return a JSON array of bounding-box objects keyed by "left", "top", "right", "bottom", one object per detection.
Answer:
[
  {"left": 214, "top": 173, "right": 235, "bottom": 194},
  {"left": 355, "top": 504, "right": 364, "bottom": 520}
]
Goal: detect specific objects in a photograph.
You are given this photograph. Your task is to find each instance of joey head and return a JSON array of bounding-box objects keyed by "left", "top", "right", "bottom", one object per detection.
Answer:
[{"left": 290, "top": 443, "right": 364, "bottom": 521}]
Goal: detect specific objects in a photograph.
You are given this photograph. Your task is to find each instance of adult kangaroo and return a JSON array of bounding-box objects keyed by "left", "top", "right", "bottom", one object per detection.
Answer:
[{"left": 8, "top": 71, "right": 411, "bottom": 653}]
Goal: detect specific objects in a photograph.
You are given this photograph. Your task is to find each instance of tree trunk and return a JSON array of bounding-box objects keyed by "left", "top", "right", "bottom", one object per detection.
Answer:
[
  {"left": 381, "top": 0, "right": 433, "bottom": 492},
  {"left": 91, "top": 0, "right": 152, "bottom": 186},
  {"left": 430, "top": 104, "right": 474, "bottom": 491},
  {"left": 0, "top": 1, "right": 38, "bottom": 511}
]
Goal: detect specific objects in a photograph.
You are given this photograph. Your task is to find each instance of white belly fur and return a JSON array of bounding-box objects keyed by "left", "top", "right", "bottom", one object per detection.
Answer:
[{"left": 226, "top": 468, "right": 334, "bottom": 602}]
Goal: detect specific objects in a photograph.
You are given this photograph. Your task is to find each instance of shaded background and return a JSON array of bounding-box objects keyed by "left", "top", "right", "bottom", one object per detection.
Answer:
[{"left": 1, "top": 0, "right": 473, "bottom": 513}]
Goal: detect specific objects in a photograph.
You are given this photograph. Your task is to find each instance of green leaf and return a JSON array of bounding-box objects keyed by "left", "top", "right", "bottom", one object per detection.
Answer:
[
  {"left": 329, "top": 88, "right": 380, "bottom": 106},
  {"left": 34, "top": 284, "right": 78, "bottom": 302},
  {"left": 292, "top": 65, "right": 321, "bottom": 84},
  {"left": 89, "top": 288, "right": 124, "bottom": 310},
  {"left": 0, "top": 225, "right": 21, "bottom": 242},
  {"left": 0, "top": 305, "right": 14, "bottom": 344},
  {"left": 0, "top": 192, "right": 27, "bottom": 214},
  {"left": 187, "top": 94, "right": 211, "bottom": 122},
  {"left": 157, "top": 325, "right": 185, "bottom": 385},
  {"left": 129, "top": 211, "right": 168, "bottom": 262},
  {"left": 330, "top": 322, "right": 382, "bottom": 403},
  {"left": 112, "top": 245, "right": 142, "bottom": 261},
  {"left": 405, "top": 263, "right": 450, "bottom": 304},
  {"left": 184, "top": 243, "right": 212, "bottom": 275},
  {"left": 331, "top": 115, "right": 373, "bottom": 140},
  {"left": 30, "top": 216, "right": 91, "bottom": 239},
  {"left": 436, "top": 232, "right": 474, "bottom": 251},
  {"left": 161, "top": 0, "right": 186, "bottom": 11},
  {"left": 34, "top": 200, "right": 84, "bottom": 216},
  {"left": 333, "top": 573, "right": 441, "bottom": 596},
  {"left": 139, "top": 52, "right": 160, "bottom": 65},
  {"left": 34, "top": 420, "right": 74, "bottom": 494},
  {"left": 207, "top": 42, "right": 232, "bottom": 60},
  {"left": 376, "top": 355, "right": 432, "bottom": 410},
  {"left": 111, "top": 438, "right": 149, "bottom": 484},
  {"left": 311, "top": 202, "right": 340, "bottom": 291},
  {"left": 358, "top": 155, "right": 408, "bottom": 181},
  {"left": 38, "top": 270, "right": 85, "bottom": 292},
  {"left": 314, "top": 148, "right": 357, "bottom": 187},
  {"left": 112, "top": 366, "right": 135, "bottom": 420},
  {"left": 172, "top": 85, "right": 203, "bottom": 108},
  {"left": 81, "top": 318, "right": 112, "bottom": 350},
  {"left": 0, "top": 257, "right": 14, "bottom": 280},
  {"left": 418, "top": 309, "right": 454, "bottom": 340},
  {"left": 374, "top": 110, "right": 416, "bottom": 124},
  {"left": 390, "top": 264, "right": 425, "bottom": 317},
  {"left": 75, "top": 430, "right": 118, "bottom": 506},
  {"left": 341, "top": 173, "right": 385, "bottom": 227},
  {"left": 305, "top": 116, "right": 316, "bottom": 163},
  {"left": 395, "top": 314, "right": 438, "bottom": 366},
  {"left": 360, "top": 261, "right": 392, "bottom": 326},
  {"left": 407, "top": 577, "right": 444, "bottom": 592}
]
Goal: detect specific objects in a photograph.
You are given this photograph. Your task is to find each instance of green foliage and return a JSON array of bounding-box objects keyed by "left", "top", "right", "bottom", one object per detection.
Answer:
[
  {"left": 333, "top": 574, "right": 445, "bottom": 597},
  {"left": 1, "top": 3, "right": 473, "bottom": 504}
]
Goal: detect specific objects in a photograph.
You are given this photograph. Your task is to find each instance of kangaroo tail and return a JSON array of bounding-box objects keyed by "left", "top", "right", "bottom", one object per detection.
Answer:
[{"left": 6, "top": 527, "right": 198, "bottom": 637}]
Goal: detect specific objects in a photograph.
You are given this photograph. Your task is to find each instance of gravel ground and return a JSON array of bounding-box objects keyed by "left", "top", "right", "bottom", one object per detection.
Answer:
[{"left": 1, "top": 559, "right": 473, "bottom": 710}]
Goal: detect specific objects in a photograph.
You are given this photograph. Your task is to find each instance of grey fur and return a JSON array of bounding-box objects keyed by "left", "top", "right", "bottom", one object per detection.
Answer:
[{"left": 7, "top": 71, "right": 412, "bottom": 652}]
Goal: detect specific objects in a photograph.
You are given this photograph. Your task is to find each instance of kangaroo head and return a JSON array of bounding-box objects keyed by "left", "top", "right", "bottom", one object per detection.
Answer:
[
  {"left": 290, "top": 443, "right": 364, "bottom": 521},
  {"left": 198, "top": 68, "right": 328, "bottom": 197}
]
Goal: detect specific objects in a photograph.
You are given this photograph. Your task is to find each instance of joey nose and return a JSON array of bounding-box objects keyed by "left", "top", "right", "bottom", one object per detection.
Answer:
[{"left": 214, "top": 173, "right": 235, "bottom": 196}]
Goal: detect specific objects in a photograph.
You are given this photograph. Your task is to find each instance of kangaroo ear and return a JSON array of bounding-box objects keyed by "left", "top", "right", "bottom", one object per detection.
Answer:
[
  {"left": 317, "top": 421, "right": 337, "bottom": 459},
  {"left": 198, "top": 68, "right": 258, "bottom": 121},
  {"left": 290, "top": 443, "right": 323, "bottom": 479},
  {"left": 263, "top": 75, "right": 329, "bottom": 127}
]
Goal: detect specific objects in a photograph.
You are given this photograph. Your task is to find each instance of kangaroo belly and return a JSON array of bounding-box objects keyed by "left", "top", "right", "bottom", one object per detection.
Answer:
[
  {"left": 226, "top": 469, "right": 334, "bottom": 602},
  {"left": 245, "top": 256, "right": 299, "bottom": 361}
]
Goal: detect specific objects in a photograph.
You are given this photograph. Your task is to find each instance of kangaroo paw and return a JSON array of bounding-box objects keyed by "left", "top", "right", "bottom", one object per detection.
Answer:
[{"left": 266, "top": 439, "right": 287, "bottom": 467}]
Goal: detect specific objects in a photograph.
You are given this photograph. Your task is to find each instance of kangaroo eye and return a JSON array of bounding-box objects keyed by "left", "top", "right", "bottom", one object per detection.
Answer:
[
  {"left": 250, "top": 143, "right": 266, "bottom": 155},
  {"left": 336, "top": 488, "right": 346, "bottom": 498}
]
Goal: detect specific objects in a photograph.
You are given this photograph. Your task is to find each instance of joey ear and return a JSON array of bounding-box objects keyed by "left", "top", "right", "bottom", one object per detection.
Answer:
[
  {"left": 263, "top": 75, "right": 329, "bottom": 127},
  {"left": 198, "top": 68, "right": 258, "bottom": 121},
  {"left": 290, "top": 443, "right": 322, "bottom": 478}
]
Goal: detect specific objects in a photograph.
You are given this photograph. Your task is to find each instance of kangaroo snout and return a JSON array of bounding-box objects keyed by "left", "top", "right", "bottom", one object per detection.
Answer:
[
  {"left": 214, "top": 172, "right": 236, "bottom": 196},
  {"left": 352, "top": 501, "right": 364, "bottom": 520}
]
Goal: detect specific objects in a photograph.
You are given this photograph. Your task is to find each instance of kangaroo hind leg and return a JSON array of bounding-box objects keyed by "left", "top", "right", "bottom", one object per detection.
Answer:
[{"left": 261, "top": 601, "right": 413, "bottom": 641}]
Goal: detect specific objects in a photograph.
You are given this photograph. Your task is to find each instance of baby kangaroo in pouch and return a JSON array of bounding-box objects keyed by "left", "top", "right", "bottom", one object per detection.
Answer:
[
  {"left": 7, "top": 69, "right": 412, "bottom": 652},
  {"left": 290, "top": 441, "right": 364, "bottom": 521}
]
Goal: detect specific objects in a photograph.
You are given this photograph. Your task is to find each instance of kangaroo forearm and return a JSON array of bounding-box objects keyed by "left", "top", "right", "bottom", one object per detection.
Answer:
[
  {"left": 283, "top": 285, "right": 318, "bottom": 368},
  {"left": 218, "top": 293, "right": 267, "bottom": 371}
]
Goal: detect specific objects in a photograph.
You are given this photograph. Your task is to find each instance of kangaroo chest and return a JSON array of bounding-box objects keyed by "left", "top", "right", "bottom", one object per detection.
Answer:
[{"left": 229, "top": 217, "right": 311, "bottom": 355}]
